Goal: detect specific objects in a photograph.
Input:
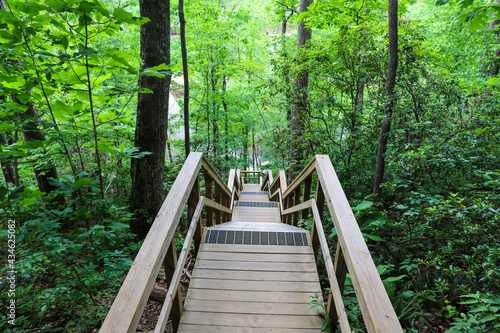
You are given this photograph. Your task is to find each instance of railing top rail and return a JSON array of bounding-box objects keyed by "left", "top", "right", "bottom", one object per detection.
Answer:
[{"left": 282, "top": 157, "right": 316, "bottom": 198}]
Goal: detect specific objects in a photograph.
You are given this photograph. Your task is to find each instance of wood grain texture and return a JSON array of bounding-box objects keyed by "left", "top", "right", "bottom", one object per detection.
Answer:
[
  {"left": 178, "top": 241, "right": 324, "bottom": 331},
  {"left": 315, "top": 155, "right": 402, "bottom": 332}
]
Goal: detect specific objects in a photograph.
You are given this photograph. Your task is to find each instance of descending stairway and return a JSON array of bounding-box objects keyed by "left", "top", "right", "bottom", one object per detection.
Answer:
[
  {"left": 100, "top": 153, "right": 403, "bottom": 333},
  {"left": 178, "top": 184, "right": 324, "bottom": 332}
]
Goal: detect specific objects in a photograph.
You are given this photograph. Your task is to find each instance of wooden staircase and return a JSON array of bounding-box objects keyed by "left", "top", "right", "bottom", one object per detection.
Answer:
[
  {"left": 100, "top": 154, "right": 404, "bottom": 333},
  {"left": 178, "top": 184, "right": 324, "bottom": 331}
]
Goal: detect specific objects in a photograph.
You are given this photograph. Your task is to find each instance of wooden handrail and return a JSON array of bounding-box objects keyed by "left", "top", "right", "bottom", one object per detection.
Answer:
[
  {"left": 100, "top": 153, "right": 235, "bottom": 333},
  {"left": 276, "top": 155, "right": 403, "bottom": 333}
]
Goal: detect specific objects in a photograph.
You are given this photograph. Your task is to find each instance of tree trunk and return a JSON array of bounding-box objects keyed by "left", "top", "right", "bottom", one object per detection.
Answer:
[
  {"left": 130, "top": 0, "right": 171, "bottom": 240},
  {"left": 289, "top": 0, "right": 313, "bottom": 179},
  {"left": 179, "top": 0, "right": 190, "bottom": 158},
  {"left": 488, "top": 1, "right": 500, "bottom": 76},
  {"left": 0, "top": 132, "right": 17, "bottom": 185},
  {"left": 222, "top": 76, "right": 229, "bottom": 161},
  {"left": 373, "top": 0, "right": 398, "bottom": 200},
  {"left": 13, "top": 95, "right": 60, "bottom": 194}
]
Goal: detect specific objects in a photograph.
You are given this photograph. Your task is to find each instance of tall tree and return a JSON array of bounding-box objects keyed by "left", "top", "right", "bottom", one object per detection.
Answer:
[
  {"left": 130, "top": 0, "right": 171, "bottom": 239},
  {"left": 373, "top": 0, "right": 398, "bottom": 200},
  {"left": 179, "top": 0, "right": 190, "bottom": 157},
  {"left": 289, "top": 0, "right": 313, "bottom": 179}
]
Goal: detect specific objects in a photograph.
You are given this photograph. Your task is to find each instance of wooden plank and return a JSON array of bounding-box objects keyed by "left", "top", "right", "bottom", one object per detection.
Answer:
[
  {"left": 315, "top": 155, "right": 403, "bottom": 332},
  {"left": 180, "top": 312, "right": 323, "bottom": 329},
  {"left": 200, "top": 244, "right": 313, "bottom": 254},
  {"left": 186, "top": 289, "right": 320, "bottom": 303},
  {"left": 202, "top": 156, "right": 231, "bottom": 198},
  {"left": 227, "top": 169, "right": 236, "bottom": 192},
  {"left": 190, "top": 176, "right": 202, "bottom": 254},
  {"left": 302, "top": 175, "right": 312, "bottom": 220},
  {"left": 155, "top": 198, "right": 204, "bottom": 333},
  {"left": 184, "top": 299, "right": 320, "bottom": 316},
  {"left": 203, "top": 196, "right": 232, "bottom": 214},
  {"left": 278, "top": 170, "right": 287, "bottom": 193},
  {"left": 214, "top": 183, "right": 221, "bottom": 225},
  {"left": 179, "top": 324, "right": 321, "bottom": 333},
  {"left": 292, "top": 188, "right": 301, "bottom": 226},
  {"left": 311, "top": 199, "right": 350, "bottom": 332},
  {"left": 161, "top": 237, "right": 182, "bottom": 332},
  {"left": 197, "top": 251, "right": 314, "bottom": 263},
  {"left": 238, "top": 194, "right": 269, "bottom": 201},
  {"left": 205, "top": 174, "right": 214, "bottom": 227},
  {"left": 194, "top": 259, "right": 317, "bottom": 272},
  {"left": 282, "top": 157, "right": 316, "bottom": 198},
  {"left": 189, "top": 279, "right": 321, "bottom": 293},
  {"left": 282, "top": 199, "right": 313, "bottom": 216},
  {"left": 242, "top": 183, "right": 261, "bottom": 191},
  {"left": 100, "top": 152, "right": 203, "bottom": 333},
  {"left": 191, "top": 269, "right": 319, "bottom": 282}
]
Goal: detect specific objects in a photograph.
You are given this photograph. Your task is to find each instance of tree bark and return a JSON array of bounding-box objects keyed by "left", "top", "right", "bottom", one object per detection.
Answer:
[
  {"left": 13, "top": 95, "right": 60, "bottom": 194},
  {"left": 488, "top": 0, "right": 500, "bottom": 76},
  {"left": 0, "top": 132, "right": 17, "bottom": 185},
  {"left": 289, "top": 0, "right": 313, "bottom": 179},
  {"left": 179, "top": 0, "right": 190, "bottom": 158},
  {"left": 373, "top": 0, "right": 398, "bottom": 200},
  {"left": 130, "top": 0, "right": 171, "bottom": 239}
]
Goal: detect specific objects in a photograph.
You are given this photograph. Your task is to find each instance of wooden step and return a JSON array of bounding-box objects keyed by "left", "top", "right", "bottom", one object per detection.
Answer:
[{"left": 178, "top": 244, "right": 324, "bottom": 332}]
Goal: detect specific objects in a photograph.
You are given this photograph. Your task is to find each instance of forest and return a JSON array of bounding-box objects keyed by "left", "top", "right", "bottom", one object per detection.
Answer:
[{"left": 0, "top": 0, "right": 499, "bottom": 332}]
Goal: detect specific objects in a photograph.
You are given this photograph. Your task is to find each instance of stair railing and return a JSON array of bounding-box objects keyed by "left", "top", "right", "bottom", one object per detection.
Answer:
[
  {"left": 240, "top": 170, "right": 266, "bottom": 185},
  {"left": 100, "top": 152, "right": 237, "bottom": 333},
  {"left": 273, "top": 155, "right": 403, "bottom": 333}
]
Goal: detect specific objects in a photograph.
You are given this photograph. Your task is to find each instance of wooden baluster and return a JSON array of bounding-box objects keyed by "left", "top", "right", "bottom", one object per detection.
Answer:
[
  {"left": 326, "top": 242, "right": 349, "bottom": 332},
  {"left": 162, "top": 237, "right": 182, "bottom": 332},
  {"left": 292, "top": 187, "right": 301, "bottom": 226},
  {"left": 214, "top": 183, "right": 221, "bottom": 225},
  {"left": 222, "top": 193, "right": 229, "bottom": 223},
  {"left": 205, "top": 174, "right": 213, "bottom": 227},
  {"left": 302, "top": 175, "right": 312, "bottom": 220},
  {"left": 190, "top": 176, "right": 202, "bottom": 254},
  {"left": 286, "top": 195, "right": 294, "bottom": 225},
  {"left": 311, "top": 181, "right": 324, "bottom": 259}
]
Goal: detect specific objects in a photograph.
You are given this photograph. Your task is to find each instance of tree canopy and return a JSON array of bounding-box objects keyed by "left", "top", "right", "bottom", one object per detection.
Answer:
[{"left": 0, "top": 0, "right": 499, "bottom": 331}]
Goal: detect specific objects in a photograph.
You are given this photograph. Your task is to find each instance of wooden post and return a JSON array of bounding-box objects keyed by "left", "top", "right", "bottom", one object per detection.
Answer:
[
  {"left": 205, "top": 174, "right": 213, "bottom": 227},
  {"left": 214, "top": 183, "right": 221, "bottom": 225},
  {"left": 327, "top": 242, "right": 348, "bottom": 333},
  {"left": 311, "top": 180, "right": 324, "bottom": 259},
  {"left": 190, "top": 176, "right": 202, "bottom": 254},
  {"left": 292, "top": 188, "right": 301, "bottom": 226},
  {"left": 302, "top": 175, "right": 312, "bottom": 220},
  {"left": 162, "top": 237, "right": 182, "bottom": 332}
]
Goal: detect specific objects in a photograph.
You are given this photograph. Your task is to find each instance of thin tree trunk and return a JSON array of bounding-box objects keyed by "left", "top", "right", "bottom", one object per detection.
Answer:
[
  {"left": 130, "top": 0, "right": 171, "bottom": 239},
  {"left": 289, "top": 0, "right": 313, "bottom": 179},
  {"left": 222, "top": 77, "right": 229, "bottom": 161},
  {"left": 488, "top": 1, "right": 500, "bottom": 76},
  {"left": 13, "top": 95, "right": 60, "bottom": 194},
  {"left": 0, "top": 132, "right": 17, "bottom": 185},
  {"left": 373, "top": 0, "right": 398, "bottom": 200},
  {"left": 179, "top": 0, "right": 190, "bottom": 158}
]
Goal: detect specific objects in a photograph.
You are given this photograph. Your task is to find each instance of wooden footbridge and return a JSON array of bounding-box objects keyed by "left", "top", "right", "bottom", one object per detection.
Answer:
[{"left": 100, "top": 153, "right": 403, "bottom": 332}]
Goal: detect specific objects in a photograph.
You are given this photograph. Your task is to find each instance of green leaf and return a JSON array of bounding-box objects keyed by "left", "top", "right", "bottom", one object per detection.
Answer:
[
  {"left": 74, "top": 178, "right": 92, "bottom": 188},
  {"left": 113, "top": 7, "right": 134, "bottom": 23},
  {"left": 0, "top": 122, "right": 15, "bottom": 134},
  {"left": 385, "top": 275, "right": 407, "bottom": 282},
  {"left": 354, "top": 200, "right": 373, "bottom": 211},
  {"left": 364, "top": 233, "right": 384, "bottom": 241}
]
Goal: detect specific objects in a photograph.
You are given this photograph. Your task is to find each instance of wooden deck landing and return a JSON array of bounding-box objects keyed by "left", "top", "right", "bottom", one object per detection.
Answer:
[{"left": 178, "top": 244, "right": 324, "bottom": 332}]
